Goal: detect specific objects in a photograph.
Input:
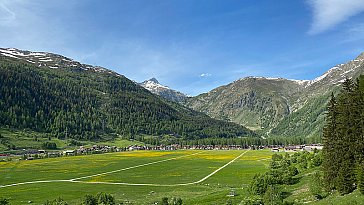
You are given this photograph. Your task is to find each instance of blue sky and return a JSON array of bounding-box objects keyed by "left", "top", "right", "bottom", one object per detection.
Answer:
[{"left": 1, "top": 0, "right": 364, "bottom": 96}]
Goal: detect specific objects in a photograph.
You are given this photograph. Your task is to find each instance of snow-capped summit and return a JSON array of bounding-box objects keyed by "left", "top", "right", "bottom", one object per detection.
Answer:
[
  {"left": 141, "top": 78, "right": 169, "bottom": 90},
  {"left": 304, "top": 53, "right": 364, "bottom": 88},
  {"left": 147, "top": 78, "right": 160, "bottom": 84},
  {"left": 0, "top": 48, "right": 122, "bottom": 76},
  {"left": 139, "top": 78, "right": 187, "bottom": 103}
]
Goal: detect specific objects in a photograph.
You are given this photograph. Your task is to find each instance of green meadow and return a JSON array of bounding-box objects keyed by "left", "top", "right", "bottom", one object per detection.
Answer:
[
  {"left": 0, "top": 149, "right": 273, "bottom": 204},
  {"left": 2, "top": 149, "right": 363, "bottom": 204}
]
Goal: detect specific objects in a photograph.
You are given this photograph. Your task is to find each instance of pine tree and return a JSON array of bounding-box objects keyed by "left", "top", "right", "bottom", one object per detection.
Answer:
[
  {"left": 335, "top": 79, "right": 357, "bottom": 194},
  {"left": 322, "top": 93, "right": 338, "bottom": 190},
  {"left": 354, "top": 77, "right": 364, "bottom": 164},
  {"left": 322, "top": 76, "right": 364, "bottom": 195},
  {"left": 335, "top": 153, "right": 356, "bottom": 194}
]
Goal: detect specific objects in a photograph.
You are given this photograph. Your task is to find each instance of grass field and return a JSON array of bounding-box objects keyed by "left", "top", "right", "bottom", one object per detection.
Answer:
[
  {"left": 0, "top": 149, "right": 274, "bottom": 204},
  {"left": 2, "top": 149, "right": 363, "bottom": 204}
]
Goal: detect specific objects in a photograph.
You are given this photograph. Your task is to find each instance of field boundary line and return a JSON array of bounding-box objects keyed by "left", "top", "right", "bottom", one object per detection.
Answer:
[
  {"left": 0, "top": 149, "right": 249, "bottom": 188},
  {"left": 184, "top": 149, "right": 249, "bottom": 185},
  {"left": 70, "top": 149, "right": 250, "bottom": 187},
  {"left": 0, "top": 150, "right": 206, "bottom": 188},
  {"left": 0, "top": 180, "right": 71, "bottom": 188},
  {"left": 69, "top": 150, "right": 206, "bottom": 181}
]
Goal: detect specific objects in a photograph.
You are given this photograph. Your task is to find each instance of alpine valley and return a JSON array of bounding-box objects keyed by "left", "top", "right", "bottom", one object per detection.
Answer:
[
  {"left": 1, "top": 48, "right": 364, "bottom": 205},
  {"left": 0, "top": 48, "right": 253, "bottom": 144},
  {"left": 145, "top": 53, "right": 364, "bottom": 138},
  {"left": 2, "top": 47, "right": 364, "bottom": 143}
]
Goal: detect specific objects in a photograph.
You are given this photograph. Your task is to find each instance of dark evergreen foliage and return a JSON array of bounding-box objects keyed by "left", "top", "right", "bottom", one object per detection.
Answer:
[
  {"left": 42, "top": 141, "right": 57, "bottom": 149},
  {"left": 81, "top": 194, "right": 98, "bottom": 205},
  {"left": 322, "top": 75, "right": 364, "bottom": 195},
  {"left": 161, "top": 197, "right": 169, "bottom": 205},
  {"left": 0, "top": 57, "right": 253, "bottom": 141},
  {"left": 322, "top": 93, "right": 339, "bottom": 190},
  {"left": 0, "top": 198, "right": 9, "bottom": 205},
  {"left": 95, "top": 192, "right": 115, "bottom": 205}
]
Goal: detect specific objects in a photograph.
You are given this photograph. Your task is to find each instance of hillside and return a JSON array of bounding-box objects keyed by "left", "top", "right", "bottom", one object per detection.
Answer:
[
  {"left": 185, "top": 77, "right": 304, "bottom": 131},
  {"left": 271, "top": 53, "right": 364, "bottom": 137},
  {"left": 0, "top": 48, "right": 253, "bottom": 144},
  {"left": 186, "top": 52, "right": 364, "bottom": 137}
]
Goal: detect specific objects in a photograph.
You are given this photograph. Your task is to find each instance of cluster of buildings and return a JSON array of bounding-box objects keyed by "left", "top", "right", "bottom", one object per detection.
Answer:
[
  {"left": 271, "top": 144, "right": 323, "bottom": 152},
  {"left": 126, "top": 144, "right": 250, "bottom": 151},
  {"left": 182, "top": 145, "right": 247, "bottom": 150},
  {"left": 2, "top": 143, "right": 324, "bottom": 161}
]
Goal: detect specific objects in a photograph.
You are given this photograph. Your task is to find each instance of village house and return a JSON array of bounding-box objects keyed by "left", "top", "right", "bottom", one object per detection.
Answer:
[
  {"left": 271, "top": 148, "right": 280, "bottom": 152},
  {"left": 63, "top": 150, "right": 75, "bottom": 156}
]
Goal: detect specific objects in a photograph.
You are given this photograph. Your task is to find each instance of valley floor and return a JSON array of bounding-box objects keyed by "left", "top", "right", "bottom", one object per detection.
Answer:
[
  {"left": 2, "top": 149, "right": 363, "bottom": 204},
  {"left": 0, "top": 149, "right": 271, "bottom": 204}
]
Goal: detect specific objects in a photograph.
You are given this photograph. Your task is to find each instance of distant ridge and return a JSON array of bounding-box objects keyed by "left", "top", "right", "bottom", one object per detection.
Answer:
[
  {"left": 0, "top": 48, "right": 119, "bottom": 75},
  {"left": 186, "top": 52, "right": 364, "bottom": 137}
]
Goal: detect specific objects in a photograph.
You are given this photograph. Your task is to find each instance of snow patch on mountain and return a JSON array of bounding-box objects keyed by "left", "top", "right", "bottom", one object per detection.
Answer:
[
  {"left": 289, "top": 79, "right": 310, "bottom": 86},
  {"left": 304, "top": 65, "right": 346, "bottom": 87},
  {"left": 142, "top": 79, "right": 169, "bottom": 90},
  {"left": 140, "top": 78, "right": 187, "bottom": 103},
  {"left": 0, "top": 52, "right": 19, "bottom": 59},
  {"left": 0, "top": 48, "right": 123, "bottom": 78}
]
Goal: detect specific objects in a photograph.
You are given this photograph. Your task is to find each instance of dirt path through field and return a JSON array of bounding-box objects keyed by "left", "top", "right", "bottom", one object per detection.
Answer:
[{"left": 0, "top": 149, "right": 249, "bottom": 188}]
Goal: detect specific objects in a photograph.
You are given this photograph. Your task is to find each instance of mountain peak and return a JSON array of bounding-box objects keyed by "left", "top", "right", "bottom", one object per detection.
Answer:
[
  {"left": 139, "top": 78, "right": 187, "bottom": 103},
  {"left": 356, "top": 52, "right": 364, "bottom": 61},
  {"left": 147, "top": 78, "right": 160, "bottom": 84}
]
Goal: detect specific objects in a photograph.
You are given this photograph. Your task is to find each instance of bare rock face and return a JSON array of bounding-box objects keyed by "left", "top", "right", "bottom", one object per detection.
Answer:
[{"left": 139, "top": 78, "right": 187, "bottom": 103}]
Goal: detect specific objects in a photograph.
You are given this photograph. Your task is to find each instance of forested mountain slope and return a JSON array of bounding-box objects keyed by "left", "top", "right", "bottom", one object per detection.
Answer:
[
  {"left": 187, "top": 52, "right": 364, "bottom": 137},
  {"left": 0, "top": 48, "right": 253, "bottom": 141}
]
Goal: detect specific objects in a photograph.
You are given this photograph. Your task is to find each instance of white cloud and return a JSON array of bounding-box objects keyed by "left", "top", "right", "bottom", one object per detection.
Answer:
[
  {"left": 308, "top": 0, "right": 364, "bottom": 35},
  {"left": 0, "top": 1, "right": 82, "bottom": 52},
  {"left": 0, "top": 0, "right": 16, "bottom": 23},
  {"left": 200, "top": 73, "right": 212, "bottom": 77}
]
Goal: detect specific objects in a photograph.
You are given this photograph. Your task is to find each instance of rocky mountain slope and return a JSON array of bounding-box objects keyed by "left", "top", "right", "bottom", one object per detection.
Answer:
[
  {"left": 139, "top": 78, "right": 187, "bottom": 103},
  {"left": 0, "top": 48, "right": 253, "bottom": 141},
  {"left": 186, "top": 52, "right": 364, "bottom": 137},
  {"left": 185, "top": 77, "right": 305, "bottom": 130}
]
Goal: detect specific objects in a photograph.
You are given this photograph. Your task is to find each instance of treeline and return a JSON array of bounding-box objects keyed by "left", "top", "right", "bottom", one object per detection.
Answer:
[
  {"left": 0, "top": 193, "right": 183, "bottom": 205},
  {"left": 322, "top": 76, "right": 364, "bottom": 195},
  {"left": 0, "top": 57, "right": 253, "bottom": 142},
  {"left": 0, "top": 193, "right": 116, "bottom": 205},
  {"left": 138, "top": 135, "right": 321, "bottom": 147}
]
